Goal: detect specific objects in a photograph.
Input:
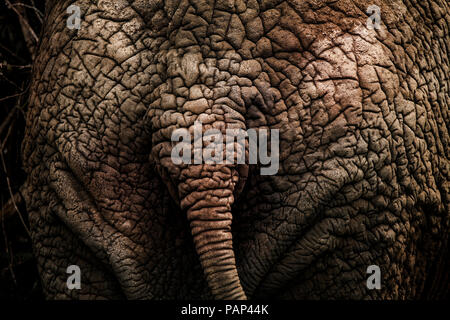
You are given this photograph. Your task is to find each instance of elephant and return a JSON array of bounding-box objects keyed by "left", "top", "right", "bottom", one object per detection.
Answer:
[{"left": 22, "top": 0, "right": 449, "bottom": 300}]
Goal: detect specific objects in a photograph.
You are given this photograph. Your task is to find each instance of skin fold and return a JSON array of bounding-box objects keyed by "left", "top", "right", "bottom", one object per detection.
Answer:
[{"left": 22, "top": 0, "right": 449, "bottom": 299}]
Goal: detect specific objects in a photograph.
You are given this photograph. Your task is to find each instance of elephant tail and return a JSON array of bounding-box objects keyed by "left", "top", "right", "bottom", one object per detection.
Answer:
[{"left": 179, "top": 163, "right": 247, "bottom": 300}]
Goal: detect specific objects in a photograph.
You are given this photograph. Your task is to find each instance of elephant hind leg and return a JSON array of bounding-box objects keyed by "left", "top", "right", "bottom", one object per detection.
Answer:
[
  {"left": 47, "top": 158, "right": 154, "bottom": 299},
  {"left": 29, "top": 199, "right": 124, "bottom": 299}
]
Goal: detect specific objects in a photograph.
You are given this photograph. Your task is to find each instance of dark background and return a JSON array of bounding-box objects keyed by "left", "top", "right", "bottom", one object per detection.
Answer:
[{"left": 0, "top": 0, "right": 45, "bottom": 300}]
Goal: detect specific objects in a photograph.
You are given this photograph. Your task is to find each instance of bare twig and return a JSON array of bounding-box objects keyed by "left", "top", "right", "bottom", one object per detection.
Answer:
[
  {"left": 0, "top": 190, "right": 24, "bottom": 222},
  {"left": 5, "top": 0, "right": 39, "bottom": 60},
  {"left": 0, "top": 72, "right": 22, "bottom": 90},
  {"left": 0, "top": 92, "right": 25, "bottom": 103},
  {"left": 0, "top": 62, "right": 32, "bottom": 70},
  {"left": 0, "top": 104, "right": 18, "bottom": 137},
  {"left": 0, "top": 43, "right": 27, "bottom": 63},
  {"left": 10, "top": 2, "right": 43, "bottom": 23},
  {"left": 2, "top": 197, "right": 17, "bottom": 286},
  {"left": 0, "top": 118, "right": 31, "bottom": 237}
]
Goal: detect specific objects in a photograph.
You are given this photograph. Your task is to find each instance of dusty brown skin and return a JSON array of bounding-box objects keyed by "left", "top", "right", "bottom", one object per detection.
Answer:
[{"left": 22, "top": 0, "right": 449, "bottom": 299}]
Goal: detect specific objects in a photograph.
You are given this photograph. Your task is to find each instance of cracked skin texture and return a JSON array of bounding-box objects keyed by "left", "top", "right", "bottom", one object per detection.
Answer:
[{"left": 22, "top": 0, "right": 449, "bottom": 299}]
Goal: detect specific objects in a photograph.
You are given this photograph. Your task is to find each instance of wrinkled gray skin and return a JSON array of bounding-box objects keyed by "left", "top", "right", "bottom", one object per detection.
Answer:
[{"left": 23, "top": 0, "right": 449, "bottom": 299}]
